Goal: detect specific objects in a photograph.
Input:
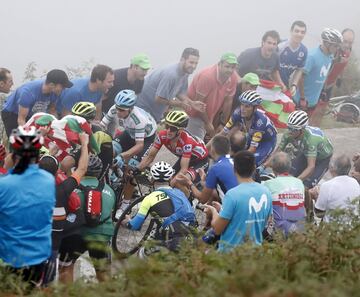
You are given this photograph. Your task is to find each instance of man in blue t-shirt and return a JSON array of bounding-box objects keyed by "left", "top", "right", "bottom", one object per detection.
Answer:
[
  {"left": 278, "top": 20, "right": 308, "bottom": 94},
  {"left": 185, "top": 135, "right": 238, "bottom": 202},
  {"left": 292, "top": 28, "right": 343, "bottom": 125},
  {"left": 204, "top": 150, "right": 272, "bottom": 252},
  {"left": 0, "top": 126, "right": 55, "bottom": 286},
  {"left": 1, "top": 69, "right": 72, "bottom": 137},
  {"left": 57, "top": 64, "right": 114, "bottom": 118}
]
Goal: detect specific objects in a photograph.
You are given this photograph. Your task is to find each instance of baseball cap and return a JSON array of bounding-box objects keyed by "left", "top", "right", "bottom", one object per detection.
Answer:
[
  {"left": 46, "top": 69, "right": 73, "bottom": 88},
  {"left": 241, "top": 73, "right": 260, "bottom": 86},
  {"left": 131, "top": 54, "right": 151, "bottom": 70},
  {"left": 220, "top": 52, "right": 238, "bottom": 65}
]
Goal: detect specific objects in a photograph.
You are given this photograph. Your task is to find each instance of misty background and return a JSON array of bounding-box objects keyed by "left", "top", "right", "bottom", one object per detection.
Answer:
[{"left": 1, "top": 0, "right": 359, "bottom": 86}]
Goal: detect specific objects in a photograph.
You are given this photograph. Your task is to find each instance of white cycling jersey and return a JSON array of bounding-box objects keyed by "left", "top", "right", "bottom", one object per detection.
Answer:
[{"left": 101, "top": 105, "right": 157, "bottom": 141}]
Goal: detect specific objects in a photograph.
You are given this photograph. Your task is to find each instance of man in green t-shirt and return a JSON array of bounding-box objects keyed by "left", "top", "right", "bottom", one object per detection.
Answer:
[
  {"left": 58, "top": 154, "right": 115, "bottom": 283},
  {"left": 267, "top": 110, "right": 333, "bottom": 188}
]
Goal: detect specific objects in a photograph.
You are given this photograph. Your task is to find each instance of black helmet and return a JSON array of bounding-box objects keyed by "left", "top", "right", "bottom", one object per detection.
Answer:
[{"left": 86, "top": 154, "right": 103, "bottom": 177}]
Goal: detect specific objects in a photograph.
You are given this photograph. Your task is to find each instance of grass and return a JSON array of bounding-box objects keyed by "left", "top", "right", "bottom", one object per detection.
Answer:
[{"left": 1, "top": 209, "right": 360, "bottom": 297}]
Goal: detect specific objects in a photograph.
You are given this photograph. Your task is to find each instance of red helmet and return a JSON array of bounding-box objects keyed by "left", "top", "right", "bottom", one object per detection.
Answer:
[
  {"left": 9, "top": 126, "right": 44, "bottom": 156},
  {"left": 0, "top": 144, "right": 6, "bottom": 161}
]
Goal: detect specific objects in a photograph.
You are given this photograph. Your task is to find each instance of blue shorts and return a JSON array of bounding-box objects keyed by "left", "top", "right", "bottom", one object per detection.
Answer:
[{"left": 253, "top": 138, "right": 277, "bottom": 167}]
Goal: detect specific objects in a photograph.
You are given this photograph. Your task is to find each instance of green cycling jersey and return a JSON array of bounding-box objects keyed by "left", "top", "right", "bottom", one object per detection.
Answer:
[{"left": 279, "top": 126, "right": 333, "bottom": 160}]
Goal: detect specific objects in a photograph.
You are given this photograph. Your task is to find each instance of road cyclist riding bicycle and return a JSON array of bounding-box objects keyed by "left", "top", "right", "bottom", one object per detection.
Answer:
[
  {"left": 137, "top": 110, "right": 209, "bottom": 190},
  {"left": 102, "top": 90, "right": 157, "bottom": 217},
  {"left": 217, "top": 90, "right": 277, "bottom": 168},
  {"left": 115, "top": 161, "right": 197, "bottom": 258}
]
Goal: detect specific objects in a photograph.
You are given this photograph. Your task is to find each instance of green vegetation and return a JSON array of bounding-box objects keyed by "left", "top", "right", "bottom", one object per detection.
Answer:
[{"left": 1, "top": 211, "right": 359, "bottom": 297}]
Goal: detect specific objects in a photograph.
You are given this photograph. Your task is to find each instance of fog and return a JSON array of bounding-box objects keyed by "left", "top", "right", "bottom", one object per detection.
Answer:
[{"left": 1, "top": 0, "right": 359, "bottom": 86}]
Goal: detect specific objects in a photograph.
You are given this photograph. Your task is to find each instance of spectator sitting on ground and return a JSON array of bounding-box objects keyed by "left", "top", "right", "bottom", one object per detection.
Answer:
[
  {"left": 314, "top": 154, "right": 360, "bottom": 223},
  {"left": 263, "top": 152, "right": 306, "bottom": 236},
  {"left": 204, "top": 150, "right": 272, "bottom": 252}
]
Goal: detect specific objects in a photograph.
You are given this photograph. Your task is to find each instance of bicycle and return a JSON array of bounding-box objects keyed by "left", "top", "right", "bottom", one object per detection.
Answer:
[
  {"left": 111, "top": 186, "right": 207, "bottom": 258},
  {"left": 327, "top": 91, "right": 360, "bottom": 123}
]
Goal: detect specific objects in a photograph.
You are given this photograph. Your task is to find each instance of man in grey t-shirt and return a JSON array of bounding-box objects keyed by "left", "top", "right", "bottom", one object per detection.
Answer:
[{"left": 136, "top": 48, "right": 206, "bottom": 123}]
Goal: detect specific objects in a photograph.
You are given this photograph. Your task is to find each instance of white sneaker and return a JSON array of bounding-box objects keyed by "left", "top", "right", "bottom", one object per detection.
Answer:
[{"left": 115, "top": 201, "right": 131, "bottom": 220}]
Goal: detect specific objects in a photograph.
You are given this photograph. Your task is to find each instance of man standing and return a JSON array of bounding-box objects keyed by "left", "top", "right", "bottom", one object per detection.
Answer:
[
  {"left": 0, "top": 68, "right": 14, "bottom": 94},
  {"left": 57, "top": 64, "right": 114, "bottom": 118},
  {"left": 314, "top": 154, "right": 360, "bottom": 223},
  {"left": 263, "top": 152, "right": 306, "bottom": 236},
  {"left": 204, "top": 151, "right": 272, "bottom": 252},
  {"left": 1, "top": 69, "right": 72, "bottom": 137},
  {"left": 186, "top": 53, "right": 238, "bottom": 140},
  {"left": 136, "top": 48, "right": 205, "bottom": 123},
  {"left": 101, "top": 54, "right": 151, "bottom": 114},
  {"left": 237, "top": 30, "right": 286, "bottom": 91},
  {"left": 278, "top": 21, "right": 308, "bottom": 95},
  {"left": 0, "top": 126, "right": 55, "bottom": 286},
  {"left": 322, "top": 29, "right": 355, "bottom": 99},
  {"left": 292, "top": 28, "right": 343, "bottom": 125}
]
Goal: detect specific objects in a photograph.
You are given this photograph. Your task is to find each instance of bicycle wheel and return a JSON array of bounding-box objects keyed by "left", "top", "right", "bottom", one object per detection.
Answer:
[{"left": 112, "top": 196, "right": 156, "bottom": 257}]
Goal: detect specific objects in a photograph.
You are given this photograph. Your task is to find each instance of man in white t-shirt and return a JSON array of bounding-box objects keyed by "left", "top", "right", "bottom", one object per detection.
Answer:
[{"left": 315, "top": 155, "right": 360, "bottom": 222}]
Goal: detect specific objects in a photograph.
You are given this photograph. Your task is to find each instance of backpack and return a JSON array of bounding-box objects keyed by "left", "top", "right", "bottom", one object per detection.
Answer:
[
  {"left": 158, "top": 187, "right": 196, "bottom": 228},
  {"left": 78, "top": 181, "right": 110, "bottom": 227}
]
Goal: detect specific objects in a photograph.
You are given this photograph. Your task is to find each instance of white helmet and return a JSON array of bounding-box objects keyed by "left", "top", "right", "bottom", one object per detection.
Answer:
[
  {"left": 150, "top": 161, "right": 174, "bottom": 182},
  {"left": 239, "top": 90, "right": 262, "bottom": 106},
  {"left": 287, "top": 110, "right": 309, "bottom": 130},
  {"left": 321, "top": 28, "right": 343, "bottom": 45}
]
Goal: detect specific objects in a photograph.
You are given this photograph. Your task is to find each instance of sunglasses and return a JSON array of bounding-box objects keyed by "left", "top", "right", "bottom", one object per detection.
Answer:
[
  {"left": 165, "top": 124, "right": 178, "bottom": 132},
  {"left": 116, "top": 107, "right": 129, "bottom": 112}
]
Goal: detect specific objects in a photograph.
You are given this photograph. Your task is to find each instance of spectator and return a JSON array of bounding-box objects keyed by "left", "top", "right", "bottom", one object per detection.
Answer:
[
  {"left": 186, "top": 53, "right": 238, "bottom": 140},
  {"left": 263, "top": 152, "right": 306, "bottom": 236},
  {"left": 39, "top": 133, "right": 89, "bottom": 283},
  {"left": 315, "top": 154, "right": 360, "bottom": 222},
  {"left": 204, "top": 151, "right": 272, "bottom": 252},
  {"left": 278, "top": 21, "right": 308, "bottom": 95},
  {"left": 0, "top": 143, "right": 7, "bottom": 175},
  {"left": 102, "top": 54, "right": 151, "bottom": 114},
  {"left": 0, "top": 126, "right": 55, "bottom": 287},
  {"left": 0, "top": 68, "right": 14, "bottom": 94},
  {"left": 58, "top": 155, "right": 116, "bottom": 283},
  {"left": 136, "top": 48, "right": 205, "bottom": 123},
  {"left": 57, "top": 64, "right": 114, "bottom": 118},
  {"left": 1, "top": 69, "right": 72, "bottom": 137},
  {"left": 232, "top": 72, "right": 260, "bottom": 111},
  {"left": 293, "top": 28, "right": 343, "bottom": 126},
  {"left": 179, "top": 135, "right": 238, "bottom": 203},
  {"left": 350, "top": 152, "right": 360, "bottom": 184},
  {"left": 237, "top": 30, "right": 286, "bottom": 91}
]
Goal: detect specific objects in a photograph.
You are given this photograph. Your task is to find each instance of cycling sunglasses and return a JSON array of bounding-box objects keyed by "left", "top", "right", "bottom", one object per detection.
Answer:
[
  {"left": 116, "top": 106, "right": 130, "bottom": 112},
  {"left": 165, "top": 124, "right": 178, "bottom": 132}
]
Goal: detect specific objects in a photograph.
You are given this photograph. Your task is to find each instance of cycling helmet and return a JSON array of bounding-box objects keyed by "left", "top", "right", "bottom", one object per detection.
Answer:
[
  {"left": 9, "top": 126, "right": 44, "bottom": 156},
  {"left": 238, "top": 90, "right": 262, "bottom": 106},
  {"left": 114, "top": 89, "right": 137, "bottom": 109},
  {"left": 321, "top": 28, "right": 343, "bottom": 44},
  {"left": 0, "top": 144, "right": 6, "bottom": 161},
  {"left": 150, "top": 161, "right": 175, "bottom": 182},
  {"left": 164, "top": 110, "right": 189, "bottom": 129},
  {"left": 287, "top": 110, "right": 309, "bottom": 130},
  {"left": 86, "top": 154, "right": 103, "bottom": 177},
  {"left": 72, "top": 101, "right": 96, "bottom": 121}
]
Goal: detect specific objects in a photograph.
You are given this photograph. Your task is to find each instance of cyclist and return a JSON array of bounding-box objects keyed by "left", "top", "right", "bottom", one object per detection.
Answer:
[
  {"left": 121, "top": 161, "right": 196, "bottom": 257},
  {"left": 270, "top": 110, "right": 333, "bottom": 188},
  {"left": 137, "top": 110, "right": 209, "bottom": 184},
  {"left": 71, "top": 101, "right": 113, "bottom": 180},
  {"left": 217, "top": 90, "right": 277, "bottom": 167},
  {"left": 101, "top": 89, "right": 157, "bottom": 163}
]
